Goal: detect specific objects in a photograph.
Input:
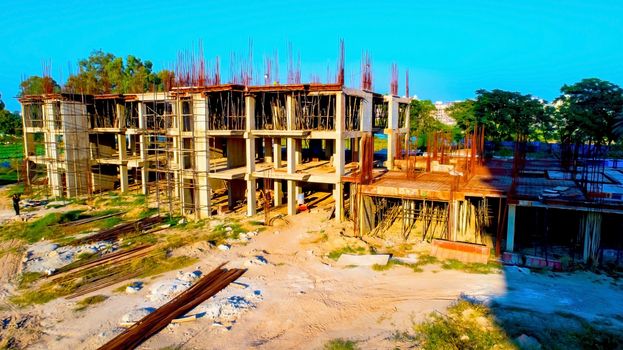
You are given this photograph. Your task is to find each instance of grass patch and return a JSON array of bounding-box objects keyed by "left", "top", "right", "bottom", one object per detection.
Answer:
[
  {"left": 74, "top": 294, "right": 108, "bottom": 311},
  {"left": 372, "top": 254, "right": 439, "bottom": 273},
  {"left": 133, "top": 250, "right": 198, "bottom": 278},
  {"left": 0, "top": 208, "right": 125, "bottom": 243},
  {"left": 17, "top": 272, "right": 43, "bottom": 289},
  {"left": 323, "top": 338, "right": 358, "bottom": 350},
  {"left": 206, "top": 221, "right": 247, "bottom": 245},
  {"left": 415, "top": 300, "right": 515, "bottom": 350},
  {"left": 441, "top": 259, "right": 502, "bottom": 274},
  {"left": 327, "top": 245, "right": 368, "bottom": 261},
  {"left": 138, "top": 207, "right": 159, "bottom": 219},
  {"left": 10, "top": 251, "right": 196, "bottom": 307}
]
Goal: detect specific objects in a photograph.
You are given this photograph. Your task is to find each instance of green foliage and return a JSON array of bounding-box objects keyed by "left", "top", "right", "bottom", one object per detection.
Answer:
[
  {"left": 0, "top": 109, "right": 22, "bottom": 135},
  {"left": 323, "top": 338, "right": 359, "bottom": 350},
  {"left": 64, "top": 50, "right": 166, "bottom": 94},
  {"left": 74, "top": 295, "right": 108, "bottom": 311},
  {"left": 410, "top": 100, "right": 447, "bottom": 142},
  {"left": 19, "top": 76, "right": 61, "bottom": 95},
  {"left": 472, "top": 89, "right": 553, "bottom": 142},
  {"left": 556, "top": 78, "right": 623, "bottom": 145},
  {"left": 447, "top": 100, "right": 477, "bottom": 133},
  {"left": 0, "top": 97, "right": 22, "bottom": 136}
]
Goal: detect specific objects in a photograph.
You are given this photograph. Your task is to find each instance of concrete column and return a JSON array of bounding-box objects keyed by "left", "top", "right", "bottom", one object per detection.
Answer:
[
  {"left": 287, "top": 138, "right": 296, "bottom": 174},
  {"left": 141, "top": 168, "right": 149, "bottom": 195},
  {"left": 246, "top": 179, "right": 256, "bottom": 216},
  {"left": 118, "top": 134, "right": 128, "bottom": 193},
  {"left": 119, "top": 165, "right": 129, "bottom": 193},
  {"left": 245, "top": 95, "right": 256, "bottom": 216},
  {"left": 386, "top": 97, "right": 399, "bottom": 170},
  {"left": 334, "top": 137, "right": 345, "bottom": 176},
  {"left": 287, "top": 180, "right": 297, "bottom": 215},
  {"left": 333, "top": 92, "right": 346, "bottom": 222},
  {"left": 333, "top": 183, "right": 344, "bottom": 221},
  {"left": 274, "top": 180, "right": 282, "bottom": 206},
  {"left": 138, "top": 102, "right": 148, "bottom": 195},
  {"left": 506, "top": 204, "right": 516, "bottom": 252},
  {"left": 286, "top": 137, "right": 297, "bottom": 216},
  {"left": 273, "top": 137, "right": 282, "bottom": 168}
]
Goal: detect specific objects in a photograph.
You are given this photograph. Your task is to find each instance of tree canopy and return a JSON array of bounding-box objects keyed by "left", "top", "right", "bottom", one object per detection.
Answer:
[
  {"left": 409, "top": 99, "right": 445, "bottom": 135},
  {"left": 468, "top": 89, "right": 553, "bottom": 142},
  {"left": 556, "top": 78, "right": 623, "bottom": 145},
  {"left": 0, "top": 97, "right": 22, "bottom": 135},
  {"left": 20, "top": 76, "right": 61, "bottom": 96},
  {"left": 64, "top": 50, "right": 163, "bottom": 94}
]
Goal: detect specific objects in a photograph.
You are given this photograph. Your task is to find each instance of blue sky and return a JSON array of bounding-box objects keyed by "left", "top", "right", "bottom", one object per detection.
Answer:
[{"left": 1, "top": 0, "right": 622, "bottom": 111}]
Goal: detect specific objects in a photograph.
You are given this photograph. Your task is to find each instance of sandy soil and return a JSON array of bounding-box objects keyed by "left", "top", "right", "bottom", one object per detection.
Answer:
[{"left": 4, "top": 208, "right": 623, "bottom": 350}]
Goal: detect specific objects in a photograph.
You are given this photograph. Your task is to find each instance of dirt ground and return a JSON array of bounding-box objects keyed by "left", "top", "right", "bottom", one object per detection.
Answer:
[{"left": 2, "top": 202, "right": 623, "bottom": 349}]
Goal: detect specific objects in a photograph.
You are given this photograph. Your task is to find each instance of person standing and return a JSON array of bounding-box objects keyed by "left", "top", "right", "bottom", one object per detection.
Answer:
[{"left": 12, "top": 193, "right": 20, "bottom": 216}]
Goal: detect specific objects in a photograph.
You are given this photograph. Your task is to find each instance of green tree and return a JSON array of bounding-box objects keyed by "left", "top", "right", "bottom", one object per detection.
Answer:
[
  {"left": 0, "top": 97, "right": 22, "bottom": 135},
  {"left": 473, "top": 89, "right": 552, "bottom": 142},
  {"left": 410, "top": 99, "right": 445, "bottom": 135},
  {"left": 64, "top": 50, "right": 162, "bottom": 94},
  {"left": 19, "top": 76, "right": 61, "bottom": 95},
  {"left": 556, "top": 78, "right": 623, "bottom": 146},
  {"left": 447, "top": 100, "right": 477, "bottom": 132}
]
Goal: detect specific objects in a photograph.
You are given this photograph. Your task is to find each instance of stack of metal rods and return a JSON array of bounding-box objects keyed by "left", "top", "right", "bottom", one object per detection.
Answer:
[
  {"left": 70, "top": 215, "right": 164, "bottom": 245},
  {"left": 98, "top": 263, "right": 246, "bottom": 350}
]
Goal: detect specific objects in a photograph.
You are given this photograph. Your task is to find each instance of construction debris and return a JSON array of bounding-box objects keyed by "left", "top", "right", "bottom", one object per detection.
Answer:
[{"left": 98, "top": 263, "right": 245, "bottom": 350}]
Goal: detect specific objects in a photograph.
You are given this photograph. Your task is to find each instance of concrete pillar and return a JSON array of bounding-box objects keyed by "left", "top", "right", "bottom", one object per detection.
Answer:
[
  {"left": 246, "top": 179, "right": 256, "bottom": 216},
  {"left": 333, "top": 183, "right": 344, "bottom": 221},
  {"left": 506, "top": 204, "right": 516, "bottom": 252},
  {"left": 334, "top": 138, "right": 345, "bottom": 175},
  {"left": 286, "top": 136, "right": 297, "bottom": 216},
  {"left": 287, "top": 180, "right": 297, "bottom": 215},
  {"left": 274, "top": 180, "right": 283, "bottom": 206},
  {"left": 245, "top": 95, "right": 256, "bottom": 216},
  {"left": 386, "top": 97, "right": 399, "bottom": 170},
  {"left": 119, "top": 165, "right": 129, "bottom": 193},
  {"left": 287, "top": 138, "right": 296, "bottom": 174},
  {"left": 273, "top": 138, "right": 282, "bottom": 168},
  {"left": 141, "top": 168, "right": 149, "bottom": 195},
  {"left": 118, "top": 134, "right": 128, "bottom": 193},
  {"left": 138, "top": 102, "right": 148, "bottom": 195}
]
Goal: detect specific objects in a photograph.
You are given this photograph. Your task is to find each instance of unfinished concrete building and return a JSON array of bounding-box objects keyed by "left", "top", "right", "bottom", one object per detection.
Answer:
[{"left": 19, "top": 83, "right": 411, "bottom": 224}]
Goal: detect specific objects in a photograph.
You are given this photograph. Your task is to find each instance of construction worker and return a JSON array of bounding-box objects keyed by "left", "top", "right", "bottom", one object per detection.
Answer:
[{"left": 12, "top": 193, "right": 21, "bottom": 216}]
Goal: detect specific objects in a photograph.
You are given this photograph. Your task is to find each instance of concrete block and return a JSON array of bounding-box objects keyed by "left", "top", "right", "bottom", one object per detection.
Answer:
[{"left": 335, "top": 254, "right": 390, "bottom": 267}]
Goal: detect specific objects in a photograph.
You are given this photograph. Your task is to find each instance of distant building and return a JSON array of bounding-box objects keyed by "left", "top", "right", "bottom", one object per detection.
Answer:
[{"left": 434, "top": 101, "right": 457, "bottom": 126}]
